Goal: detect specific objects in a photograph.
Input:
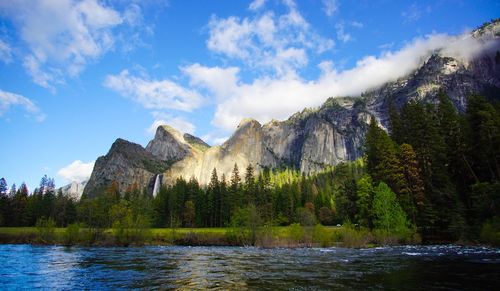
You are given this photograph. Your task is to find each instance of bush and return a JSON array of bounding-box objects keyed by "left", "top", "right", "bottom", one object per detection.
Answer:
[
  {"left": 312, "top": 224, "right": 333, "bottom": 247},
  {"left": 65, "top": 223, "right": 81, "bottom": 245},
  {"left": 35, "top": 217, "right": 56, "bottom": 243},
  {"left": 480, "top": 217, "right": 500, "bottom": 246},
  {"left": 297, "top": 207, "right": 316, "bottom": 226},
  {"left": 230, "top": 204, "right": 262, "bottom": 246},
  {"left": 337, "top": 223, "right": 373, "bottom": 248},
  {"left": 287, "top": 223, "right": 304, "bottom": 242}
]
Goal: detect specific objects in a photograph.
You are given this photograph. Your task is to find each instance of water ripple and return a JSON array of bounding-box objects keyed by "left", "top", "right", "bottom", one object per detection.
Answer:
[{"left": 0, "top": 244, "right": 499, "bottom": 290}]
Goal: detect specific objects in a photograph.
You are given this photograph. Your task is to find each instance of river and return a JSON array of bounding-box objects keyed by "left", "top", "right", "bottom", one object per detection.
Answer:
[{"left": 0, "top": 244, "right": 499, "bottom": 290}]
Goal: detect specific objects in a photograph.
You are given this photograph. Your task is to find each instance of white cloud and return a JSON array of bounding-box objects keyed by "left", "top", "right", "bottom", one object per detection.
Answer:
[
  {"left": 182, "top": 64, "right": 240, "bottom": 101},
  {"left": 322, "top": 0, "right": 339, "bottom": 16},
  {"left": 335, "top": 23, "right": 352, "bottom": 43},
  {"left": 249, "top": 0, "right": 267, "bottom": 11},
  {"left": 0, "top": 39, "right": 12, "bottom": 63},
  {"left": 57, "top": 160, "right": 95, "bottom": 184},
  {"left": 0, "top": 0, "right": 135, "bottom": 89},
  {"left": 207, "top": 1, "right": 334, "bottom": 75},
  {"left": 184, "top": 32, "right": 495, "bottom": 131},
  {"left": 147, "top": 112, "right": 196, "bottom": 136},
  {"left": 0, "top": 89, "right": 45, "bottom": 122},
  {"left": 104, "top": 70, "right": 203, "bottom": 112}
]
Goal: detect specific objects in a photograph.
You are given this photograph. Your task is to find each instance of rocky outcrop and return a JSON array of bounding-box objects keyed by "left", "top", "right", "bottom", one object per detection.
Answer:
[
  {"left": 83, "top": 21, "right": 500, "bottom": 195},
  {"left": 58, "top": 180, "right": 88, "bottom": 201},
  {"left": 146, "top": 125, "right": 191, "bottom": 162},
  {"left": 83, "top": 138, "right": 171, "bottom": 198}
]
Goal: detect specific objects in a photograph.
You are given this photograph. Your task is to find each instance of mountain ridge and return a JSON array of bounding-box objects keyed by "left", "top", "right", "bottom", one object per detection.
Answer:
[{"left": 82, "top": 21, "right": 500, "bottom": 198}]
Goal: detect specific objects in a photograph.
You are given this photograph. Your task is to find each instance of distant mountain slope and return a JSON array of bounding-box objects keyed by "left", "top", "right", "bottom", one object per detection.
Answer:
[{"left": 83, "top": 21, "right": 500, "bottom": 197}]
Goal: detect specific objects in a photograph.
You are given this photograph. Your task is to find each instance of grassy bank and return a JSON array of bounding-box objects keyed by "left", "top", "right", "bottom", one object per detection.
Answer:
[{"left": 0, "top": 224, "right": 424, "bottom": 248}]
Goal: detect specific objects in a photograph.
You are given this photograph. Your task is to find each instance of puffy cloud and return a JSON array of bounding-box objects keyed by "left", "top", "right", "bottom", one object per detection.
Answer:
[
  {"left": 57, "top": 160, "right": 95, "bottom": 183},
  {"left": 249, "top": 0, "right": 267, "bottom": 11},
  {"left": 104, "top": 70, "right": 203, "bottom": 112},
  {"left": 0, "top": 89, "right": 45, "bottom": 122},
  {"left": 182, "top": 64, "right": 240, "bottom": 100},
  {"left": 207, "top": 1, "right": 334, "bottom": 75},
  {"left": 322, "top": 0, "right": 339, "bottom": 17},
  {"left": 0, "top": 0, "right": 142, "bottom": 89},
  {"left": 184, "top": 32, "right": 495, "bottom": 131},
  {"left": 147, "top": 112, "right": 196, "bottom": 136}
]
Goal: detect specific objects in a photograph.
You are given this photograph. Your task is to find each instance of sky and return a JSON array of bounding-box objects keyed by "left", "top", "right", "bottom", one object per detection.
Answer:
[{"left": 0, "top": 0, "right": 498, "bottom": 191}]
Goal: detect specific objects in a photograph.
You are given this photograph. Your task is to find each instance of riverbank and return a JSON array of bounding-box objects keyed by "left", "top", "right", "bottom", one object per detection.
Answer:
[{"left": 0, "top": 225, "right": 427, "bottom": 247}]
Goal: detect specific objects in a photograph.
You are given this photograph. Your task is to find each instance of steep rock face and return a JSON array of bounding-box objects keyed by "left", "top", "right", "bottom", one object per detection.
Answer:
[
  {"left": 164, "top": 119, "right": 268, "bottom": 185},
  {"left": 146, "top": 125, "right": 191, "bottom": 161},
  {"left": 162, "top": 101, "right": 370, "bottom": 184},
  {"left": 365, "top": 22, "right": 500, "bottom": 128},
  {"left": 84, "top": 21, "right": 500, "bottom": 193},
  {"left": 58, "top": 180, "right": 88, "bottom": 201},
  {"left": 83, "top": 139, "right": 170, "bottom": 198}
]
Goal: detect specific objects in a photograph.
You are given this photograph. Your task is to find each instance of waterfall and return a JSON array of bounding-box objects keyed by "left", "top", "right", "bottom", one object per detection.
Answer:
[{"left": 152, "top": 174, "right": 161, "bottom": 197}]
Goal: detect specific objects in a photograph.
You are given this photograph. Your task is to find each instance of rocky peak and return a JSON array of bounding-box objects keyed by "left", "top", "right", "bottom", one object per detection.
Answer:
[
  {"left": 472, "top": 19, "right": 500, "bottom": 39},
  {"left": 83, "top": 20, "right": 500, "bottom": 194},
  {"left": 82, "top": 138, "right": 170, "bottom": 198},
  {"left": 146, "top": 125, "right": 191, "bottom": 162}
]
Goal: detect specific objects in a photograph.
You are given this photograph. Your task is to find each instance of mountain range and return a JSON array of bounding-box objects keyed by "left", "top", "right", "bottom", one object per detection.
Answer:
[{"left": 82, "top": 21, "right": 500, "bottom": 199}]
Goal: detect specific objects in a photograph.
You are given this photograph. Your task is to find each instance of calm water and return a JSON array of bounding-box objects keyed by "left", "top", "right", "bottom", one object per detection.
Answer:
[{"left": 0, "top": 244, "right": 499, "bottom": 290}]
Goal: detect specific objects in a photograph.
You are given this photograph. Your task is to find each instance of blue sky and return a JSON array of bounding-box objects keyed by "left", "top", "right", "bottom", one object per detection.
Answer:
[{"left": 0, "top": 0, "right": 498, "bottom": 191}]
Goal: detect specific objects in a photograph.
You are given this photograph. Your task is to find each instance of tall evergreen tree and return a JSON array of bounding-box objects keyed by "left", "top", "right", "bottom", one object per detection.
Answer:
[
  {"left": 365, "top": 117, "right": 400, "bottom": 192},
  {"left": 397, "top": 143, "right": 425, "bottom": 226},
  {"left": 355, "top": 175, "right": 374, "bottom": 228},
  {"left": 208, "top": 168, "right": 219, "bottom": 227},
  {"left": 399, "top": 101, "right": 464, "bottom": 239},
  {"left": 230, "top": 163, "right": 242, "bottom": 214},
  {"left": 244, "top": 164, "right": 255, "bottom": 204}
]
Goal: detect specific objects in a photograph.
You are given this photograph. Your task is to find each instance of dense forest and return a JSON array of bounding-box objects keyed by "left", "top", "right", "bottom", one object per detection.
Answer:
[{"left": 0, "top": 93, "right": 498, "bottom": 243}]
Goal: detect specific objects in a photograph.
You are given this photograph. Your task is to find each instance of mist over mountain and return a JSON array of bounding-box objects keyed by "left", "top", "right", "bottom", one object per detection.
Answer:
[{"left": 83, "top": 21, "right": 500, "bottom": 198}]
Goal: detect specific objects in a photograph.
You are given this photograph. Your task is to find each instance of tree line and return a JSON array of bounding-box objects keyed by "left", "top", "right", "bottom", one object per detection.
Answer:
[{"left": 0, "top": 93, "right": 498, "bottom": 243}]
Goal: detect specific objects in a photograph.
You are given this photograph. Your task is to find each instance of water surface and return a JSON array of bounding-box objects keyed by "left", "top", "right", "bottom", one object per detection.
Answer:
[{"left": 0, "top": 244, "right": 499, "bottom": 290}]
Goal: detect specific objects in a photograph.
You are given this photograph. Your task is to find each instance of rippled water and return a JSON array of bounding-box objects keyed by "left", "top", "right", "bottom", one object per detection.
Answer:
[{"left": 0, "top": 244, "right": 499, "bottom": 290}]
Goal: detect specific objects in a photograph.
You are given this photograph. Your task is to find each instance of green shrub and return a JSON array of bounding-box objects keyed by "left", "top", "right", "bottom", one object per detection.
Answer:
[
  {"left": 480, "top": 217, "right": 500, "bottom": 246},
  {"left": 337, "top": 223, "right": 373, "bottom": 248},
  {"left": 65, "top": 223, "right": 81, "bottom": 244},
  {"left": 312, "top": 224, "right": 332, "bottom": 247},
  {"left": 287, "top": 223, "right": 304, "bottom": 242},
  {"left": 35, "top": 217, "right": 56, "bottom": 243}
]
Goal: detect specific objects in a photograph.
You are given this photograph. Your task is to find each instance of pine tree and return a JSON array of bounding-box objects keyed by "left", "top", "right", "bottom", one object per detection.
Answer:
[
  {"left": 397, "top": 143, "right": 425, "bottom": 226},
  {"left": 355, "top": 175, "right": 374, "bottom": 228},
  {"left": 0, "top": 178, "right": 9, "bottom": 226},
  {"left": 465, "top": 94, "right": 500, "bottom": 181},
  {"left": 244, "top": 164, "right": 255, "bottom": 204},
  {"left": 220, "top": 174, "right": 229, "bottom": 226},
  {"left": 12, "top": 183, "right": 29, "bottom": 226},
  {"left": 399, "top": 101, "right": 463, "bottom": 239},
  {"left": 365, "top": 117, "right": 400, "bottom": 192},
  {"left": 208, "top": 168, "right": 219, "bottom": 227},
  {"left": 437, "top": 92, "right": 476, "bottom": 193}
]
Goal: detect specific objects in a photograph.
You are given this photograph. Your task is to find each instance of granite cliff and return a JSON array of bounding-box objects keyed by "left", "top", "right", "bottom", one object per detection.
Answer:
[{"left": 83, "top": 21, "right": 500, "bottom": 197}]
